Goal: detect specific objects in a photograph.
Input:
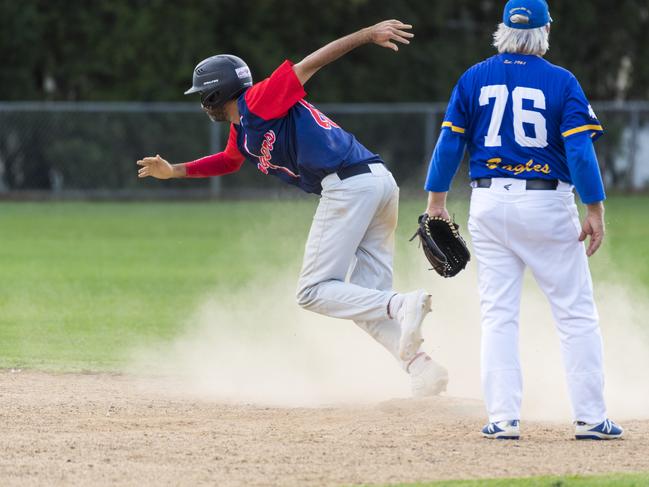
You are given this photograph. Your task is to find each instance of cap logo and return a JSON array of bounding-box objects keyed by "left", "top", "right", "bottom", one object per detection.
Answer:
[
  {"left": 235, "top": 66, "right": 251, "bottom": 79},
  {"left": 509, "top": 6, "right": 532, "bottom": 15},
  {"left": 203, "top": 79, "right": 219, "bottom": 86},
  {"left": 510, "top": 14, "right": 530, "bottom": 24}
]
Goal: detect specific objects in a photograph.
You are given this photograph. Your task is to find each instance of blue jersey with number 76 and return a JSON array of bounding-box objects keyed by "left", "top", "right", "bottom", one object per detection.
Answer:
[{"left": 442, "top": 52, "right": 603, "bottom": 183}]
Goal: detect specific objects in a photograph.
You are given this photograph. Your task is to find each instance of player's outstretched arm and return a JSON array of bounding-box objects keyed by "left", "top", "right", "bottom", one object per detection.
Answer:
[
  {"left": 137, "top": 155, "right": 186, "bottom": 179},
  {"left": 293, "top": 20, "right": 413, "bottom": 85}
]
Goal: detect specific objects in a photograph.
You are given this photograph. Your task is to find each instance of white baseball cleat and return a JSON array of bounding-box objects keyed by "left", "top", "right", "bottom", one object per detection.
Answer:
[
  {"left": 409, "top": 353, "right": 448, "bottom": 397},
  {"left": 397, "top": 290, "right": 433, "bottom": 361},
  {"left": 482, "top": 420, "right": 520, "bottom": 440},
  {"left": 575, "top": 419, "right": 624, "bottom": 440}
]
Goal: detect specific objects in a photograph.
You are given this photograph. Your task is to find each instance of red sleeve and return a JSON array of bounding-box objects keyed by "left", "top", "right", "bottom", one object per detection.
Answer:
[
  {"left": 184, "top": 124, "right": 245, "bottom": 178},
  {"left": 244, "top": 60, "right": 307, "bottom": 120}
]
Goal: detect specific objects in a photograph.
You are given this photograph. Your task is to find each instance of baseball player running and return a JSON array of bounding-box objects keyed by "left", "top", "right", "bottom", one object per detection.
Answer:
[
  {"left": 137, "top": 20, "right": 448, "bottom": 397},
  {"left": 424, "top": 0, "right": 623, "bottom": 439}
]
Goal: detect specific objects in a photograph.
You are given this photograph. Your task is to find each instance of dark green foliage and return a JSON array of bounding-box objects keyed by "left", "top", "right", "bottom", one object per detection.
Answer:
[
  {"left": 2, "top": 0, "right": 648, "bottom": 103},
  {"left": 1, "top": 1, "right": 647, "bottom": 192}
]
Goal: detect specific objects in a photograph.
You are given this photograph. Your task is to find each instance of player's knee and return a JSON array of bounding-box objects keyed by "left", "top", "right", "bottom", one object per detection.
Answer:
[
  {"left": 556, "top": 315, "right": 600, "bottom": 337},
  {"left": 295, "top": 285, "right": 316, "bottom": 310}
]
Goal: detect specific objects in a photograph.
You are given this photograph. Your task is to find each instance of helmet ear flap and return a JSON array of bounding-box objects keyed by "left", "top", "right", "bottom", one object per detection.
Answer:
[{"left": 201, "top": 89, "right": 220, "bottom": 107}]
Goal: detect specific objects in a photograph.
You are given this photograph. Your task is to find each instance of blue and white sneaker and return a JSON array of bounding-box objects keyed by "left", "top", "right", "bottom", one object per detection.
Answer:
[
  {"left": 575, "top": 419, "right": 624, "bottom": 440},
  {"left": 482, "top": 420, "right": 520, "bottom": 440}
]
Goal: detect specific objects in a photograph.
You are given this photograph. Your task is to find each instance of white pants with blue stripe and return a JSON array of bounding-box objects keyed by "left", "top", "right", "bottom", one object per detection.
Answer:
[
  {"left": 469, "top": 178, "right": 607, "bottom": 424},
  {"left": 296, "top": 163, "right": 412, "bottom": 368}
]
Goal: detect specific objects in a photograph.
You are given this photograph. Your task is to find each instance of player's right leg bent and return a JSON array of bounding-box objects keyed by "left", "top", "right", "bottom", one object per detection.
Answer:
[
  {"left": 348, "top": 184, "right": 402, "bottom": 358},
  {"left": 296, "top": 164, "right": 396, "bottom": 323},
  {"left": 347, "top": 180, "right": 446, "bottom": 395}
]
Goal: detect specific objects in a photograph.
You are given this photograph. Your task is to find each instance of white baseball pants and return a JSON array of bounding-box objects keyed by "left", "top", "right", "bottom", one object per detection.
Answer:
[
  {"left": 468, "top": 178, "right": 607, "bottom": 424},
  {"left": 296, "top": 163, "right": 411, "bottom": 367}
]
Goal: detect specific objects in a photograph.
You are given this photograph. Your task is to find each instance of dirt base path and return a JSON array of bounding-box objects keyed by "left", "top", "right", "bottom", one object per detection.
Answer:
[{"left": 1, "top": 371, "right": 647, "bottom": 487}]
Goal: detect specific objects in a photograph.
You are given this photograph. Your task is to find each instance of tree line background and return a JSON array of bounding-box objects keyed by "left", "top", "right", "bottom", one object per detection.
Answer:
[
  {"left": 1, "top": 0, "right": 648, "bottom": 193},
  {"left": 2, "top": 0, "right": 648, "bottom": 103}
]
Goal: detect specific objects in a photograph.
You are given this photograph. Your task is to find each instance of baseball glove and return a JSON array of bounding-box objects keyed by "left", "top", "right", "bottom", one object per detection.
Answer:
[{"left": 410, "top": 214, "right": 471, "bottom": 278}]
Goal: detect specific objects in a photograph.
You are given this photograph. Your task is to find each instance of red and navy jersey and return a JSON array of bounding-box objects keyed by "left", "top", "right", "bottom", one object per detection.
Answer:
[{"left": 185, "top": 61, "right": 382, "bottom": 194}]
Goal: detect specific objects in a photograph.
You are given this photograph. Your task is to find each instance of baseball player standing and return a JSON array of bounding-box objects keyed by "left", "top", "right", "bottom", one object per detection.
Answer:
[
  {"left": 137, "top": 20, "right": 448, "bottom": 397},
  {"left": 424, "top": 0, "right": 623, "bottom": 439}
]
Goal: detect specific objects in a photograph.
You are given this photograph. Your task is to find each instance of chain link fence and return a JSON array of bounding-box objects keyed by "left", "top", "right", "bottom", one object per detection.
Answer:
[{"left": 0, "top": 101, "right": 647, "bottom": 199}]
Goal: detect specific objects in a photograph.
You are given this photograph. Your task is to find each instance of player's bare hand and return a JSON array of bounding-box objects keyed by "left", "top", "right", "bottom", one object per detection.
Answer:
[
  {"left": 426, "top": 206, "right": 451, "bottom": 221},
  {"left": 366, "top": 20, "right": 414, "bottom": 51},
  {"left": 137, "top": 154, "right": 174, "bottom": 179},
  {"left": 579, "top": 203, "right": 605, "bottom": 257}
]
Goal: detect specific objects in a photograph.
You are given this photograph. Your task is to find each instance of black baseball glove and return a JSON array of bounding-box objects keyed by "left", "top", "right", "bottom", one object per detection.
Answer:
[{"left": 410, "top": 214, "right": 471, "bottom": 278}]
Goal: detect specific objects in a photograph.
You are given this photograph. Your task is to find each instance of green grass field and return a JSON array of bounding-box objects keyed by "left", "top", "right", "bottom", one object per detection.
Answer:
[
  {"left": 392, "top": 472, "right": 649, "bottom": 486},
  {"left": 0, "top": 200, "right": 316, "bottom": 368},
  {"left": 1, "top": 197, "right": 647, "bottom": 369}
]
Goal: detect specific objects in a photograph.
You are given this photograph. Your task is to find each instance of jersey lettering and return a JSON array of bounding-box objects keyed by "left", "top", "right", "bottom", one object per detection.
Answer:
[
  {"left": 512, "top": 87, "right": 548, "bottom": 148},
  {"left": 243, "top": 130, "right": 299, "bottom": 178},
  {"left": 298, "top": 100, "right": 340, "bottom": 130},
  {"left": 479, "top": 84, "right": 548, "bottom": 148},
  {"left": 479, "top": 85, "right": 509, "bottom": 147},
  {"left": 257, "top": 130, "right": 276, "bottom": 174}
]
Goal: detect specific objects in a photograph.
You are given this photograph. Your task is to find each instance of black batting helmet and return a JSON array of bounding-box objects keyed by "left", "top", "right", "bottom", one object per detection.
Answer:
[{"left": 184, "top": 54, "right": 253, "bottom": 107}]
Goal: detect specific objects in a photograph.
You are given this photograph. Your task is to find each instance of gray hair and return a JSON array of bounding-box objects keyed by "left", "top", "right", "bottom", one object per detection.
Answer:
[{"left": 492, "top": 23, "right": 550, "bottom": 56}]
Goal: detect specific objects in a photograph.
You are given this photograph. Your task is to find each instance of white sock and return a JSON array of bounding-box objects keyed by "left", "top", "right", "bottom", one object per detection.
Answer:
[
  {"left": 406, "top": 352, "right": 430, "bottom": 375},
  {"left": 388, "top": 293, "right": 405, "bottom": 319}
]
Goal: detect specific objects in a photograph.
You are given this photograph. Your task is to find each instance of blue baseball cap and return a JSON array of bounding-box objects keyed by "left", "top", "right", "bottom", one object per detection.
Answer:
[{"left": 503, "top": 0, "right": 552, "bottom": 29}]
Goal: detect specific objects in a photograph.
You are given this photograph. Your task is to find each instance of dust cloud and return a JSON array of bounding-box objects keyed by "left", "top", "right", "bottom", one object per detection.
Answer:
[{"left": 131, "top": 245, "right": 649, "bottom": 421}]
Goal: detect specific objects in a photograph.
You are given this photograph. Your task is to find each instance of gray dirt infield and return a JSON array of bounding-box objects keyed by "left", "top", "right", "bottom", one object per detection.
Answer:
[{"left": 0, "top": 371, "right": 647, "bottom": 487}]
